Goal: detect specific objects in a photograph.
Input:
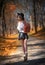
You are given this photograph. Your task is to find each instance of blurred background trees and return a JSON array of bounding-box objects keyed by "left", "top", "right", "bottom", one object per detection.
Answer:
[{"left": 0, "top": 0, "right": 45, "bottom": 37}]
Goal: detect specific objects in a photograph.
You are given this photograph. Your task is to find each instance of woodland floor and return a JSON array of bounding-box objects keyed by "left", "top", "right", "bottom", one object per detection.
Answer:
[{"left": 0, "top": 28, "right": 45, "bottom": 65}]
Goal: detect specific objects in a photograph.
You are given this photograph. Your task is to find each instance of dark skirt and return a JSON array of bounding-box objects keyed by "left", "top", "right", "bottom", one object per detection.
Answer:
[{"left": 18, "top": 32, "right": 28, "bottom": 40}]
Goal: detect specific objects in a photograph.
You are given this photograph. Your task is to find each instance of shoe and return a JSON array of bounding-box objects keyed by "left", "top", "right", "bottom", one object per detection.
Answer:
[
  {"left": 24, "top": 55, "right": 27, "bottom": 62},
  {"left": 24, "top": 53, "right": 28, "bottom": 62}
]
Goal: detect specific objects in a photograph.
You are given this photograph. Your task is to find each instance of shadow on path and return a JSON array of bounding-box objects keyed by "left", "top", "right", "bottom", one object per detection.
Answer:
[{"left": 5, "top": 58, "right": 45, "bottom": 65}]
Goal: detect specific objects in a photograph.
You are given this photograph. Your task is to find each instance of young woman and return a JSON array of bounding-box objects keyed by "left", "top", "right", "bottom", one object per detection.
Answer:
[{"left": 17, "top": 13, "right": 28, "bottom": 61}]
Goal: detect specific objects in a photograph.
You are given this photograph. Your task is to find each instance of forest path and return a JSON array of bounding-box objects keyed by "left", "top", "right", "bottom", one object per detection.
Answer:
[{"left": 0, "top": 36, "right": 45, "bottom": 65}]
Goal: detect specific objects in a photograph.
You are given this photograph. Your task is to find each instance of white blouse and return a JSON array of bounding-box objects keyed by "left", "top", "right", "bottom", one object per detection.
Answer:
[{"left": 17, "top": 21, "right": 24, "bottom": 32}]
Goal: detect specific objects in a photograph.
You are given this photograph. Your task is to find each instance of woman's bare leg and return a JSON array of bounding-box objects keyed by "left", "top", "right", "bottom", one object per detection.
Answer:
[
  {"left": 24, "top": 39, "right": 27, "bottom": 54},
  {"left": 21, "top": 40, "right": 25, "bottom": 54},
  {"left": 23, "top": 39, "right": 28, "bottom": 61},
  {"left": 21, "top": 39, "right": 28, "bottom": 61}
]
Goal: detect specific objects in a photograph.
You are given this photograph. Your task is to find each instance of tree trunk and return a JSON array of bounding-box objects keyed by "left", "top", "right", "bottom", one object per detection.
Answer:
[
  {"left": 33, "top": 0, "right": 37, "bottom": 33},
  {"left": 2, "top": 4, "right": 6, "bottom": 37}
]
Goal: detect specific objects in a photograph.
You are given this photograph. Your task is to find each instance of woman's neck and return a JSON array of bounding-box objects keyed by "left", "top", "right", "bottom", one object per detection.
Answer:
[{"left": 19, "top": 20, "right": 24, "bottom": 22}]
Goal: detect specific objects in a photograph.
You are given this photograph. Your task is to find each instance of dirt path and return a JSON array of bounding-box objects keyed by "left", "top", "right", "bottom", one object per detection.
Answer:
[{"left": 0, "top": 36, "right": 45, "bottom": 65}]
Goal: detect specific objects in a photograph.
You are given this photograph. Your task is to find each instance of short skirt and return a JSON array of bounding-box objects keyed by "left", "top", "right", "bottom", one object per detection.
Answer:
[{"left": 18, "top": 32, "right": 28, "bottom": 40}]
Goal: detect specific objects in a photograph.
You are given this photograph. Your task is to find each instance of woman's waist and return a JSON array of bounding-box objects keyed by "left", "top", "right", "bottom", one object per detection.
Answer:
[{"left": 19, "top": 31, "right": 27, "bottom": 34}]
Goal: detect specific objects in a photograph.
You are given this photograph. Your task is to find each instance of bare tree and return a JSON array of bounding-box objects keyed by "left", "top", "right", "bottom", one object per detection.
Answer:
[
  {"left": 2, "top": 3, "right": 7, "bottom": 37},
  {"left": 33, "top": 0, "right": 37, "bottom": 33}
]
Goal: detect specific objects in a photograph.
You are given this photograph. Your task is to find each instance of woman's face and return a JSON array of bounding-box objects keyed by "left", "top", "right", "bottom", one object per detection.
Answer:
[{"left": 17, "top": 16, "right": 22, "bottom": 21}]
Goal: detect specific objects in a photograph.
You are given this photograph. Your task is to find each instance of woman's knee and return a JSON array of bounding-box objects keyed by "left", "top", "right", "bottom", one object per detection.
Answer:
[{"left": 24, "top": 39, "right": 27, "bottom": 43}]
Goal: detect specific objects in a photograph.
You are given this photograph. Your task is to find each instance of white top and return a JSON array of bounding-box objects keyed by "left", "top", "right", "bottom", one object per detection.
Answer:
[{"left": 17, "top": 21, "right": 24, "bottom": 32}]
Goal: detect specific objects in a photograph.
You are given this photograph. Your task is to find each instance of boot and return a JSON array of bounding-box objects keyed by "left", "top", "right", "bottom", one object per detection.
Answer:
[{"left": 24, "top": 52, "right": 28, "bottom": 62}]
